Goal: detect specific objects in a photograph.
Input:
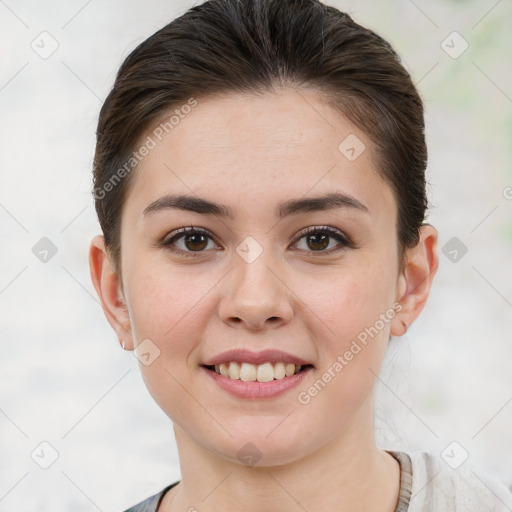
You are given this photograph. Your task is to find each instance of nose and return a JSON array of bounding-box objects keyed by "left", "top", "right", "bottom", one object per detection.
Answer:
[{"left": 218, "top": 245, "right": 294, "bottom": 330}]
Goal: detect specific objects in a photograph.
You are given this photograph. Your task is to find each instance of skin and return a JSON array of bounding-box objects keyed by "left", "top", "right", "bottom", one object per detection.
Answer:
[{"left": 89, "top": 87, "right": 438, "bottom": 511}]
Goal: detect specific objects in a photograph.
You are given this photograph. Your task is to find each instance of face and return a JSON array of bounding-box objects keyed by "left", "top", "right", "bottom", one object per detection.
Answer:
[{"left": 115, "top": 88, "right": 404, "bottom": 465}]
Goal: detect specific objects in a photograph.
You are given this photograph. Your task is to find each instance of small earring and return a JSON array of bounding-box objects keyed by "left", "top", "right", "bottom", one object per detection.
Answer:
[{"left": 121, "top": 340, "right": 126, "bottom": 350}]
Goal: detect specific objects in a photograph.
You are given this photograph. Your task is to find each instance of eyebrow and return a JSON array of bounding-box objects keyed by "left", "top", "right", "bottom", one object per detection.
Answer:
[{"left": 142, "top": 191, "right": 369, "bottom": 219}]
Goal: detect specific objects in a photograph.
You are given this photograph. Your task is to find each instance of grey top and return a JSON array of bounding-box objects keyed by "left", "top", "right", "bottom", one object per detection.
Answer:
[{"left": 122, "top": 450, "right": 512, "bottom": 511}]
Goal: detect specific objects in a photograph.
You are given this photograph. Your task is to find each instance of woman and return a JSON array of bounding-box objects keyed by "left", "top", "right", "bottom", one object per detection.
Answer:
[{"left": 88, "top": 0, "right": 512, "bottom": 510}]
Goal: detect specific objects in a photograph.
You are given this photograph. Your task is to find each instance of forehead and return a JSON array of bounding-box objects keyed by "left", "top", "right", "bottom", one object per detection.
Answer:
[{"left": 124, "top": 88, "right": 396, "bottom": 220}]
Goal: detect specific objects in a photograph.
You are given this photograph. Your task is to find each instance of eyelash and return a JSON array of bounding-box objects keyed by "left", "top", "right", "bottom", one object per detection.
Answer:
[{"left": 161, "top": 225, "right": 354, "bottom": 258}]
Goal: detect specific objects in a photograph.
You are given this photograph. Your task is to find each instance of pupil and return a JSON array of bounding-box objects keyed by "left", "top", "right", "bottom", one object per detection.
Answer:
[
  {"left": 186, "top": 233, "right": 207, "bottom": 251},
  {"left": 308, "top": 233, "right": 328, "bottom": 251}
]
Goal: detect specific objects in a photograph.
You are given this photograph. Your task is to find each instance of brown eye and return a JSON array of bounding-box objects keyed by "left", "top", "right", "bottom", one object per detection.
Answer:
[
  {"left": 305, "top": 232, "right": 330, "bottom": 251},
  {"left": 163, "top": 227, "right": 217, "bottom": 256},
  {"left": 293, "top": 226, "right": 352, "bottom": 255},
  {"left": 182, "top": 232, "right": 208, "bottom": 251}
]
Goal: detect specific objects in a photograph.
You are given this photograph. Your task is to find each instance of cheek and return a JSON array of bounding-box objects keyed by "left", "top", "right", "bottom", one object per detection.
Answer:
[
  {"left": 125, "top": 263, "right": 216, "bottom": 346},
  {"left": 302, "top": 258, "right": 396, "bottom": 343},
  {"left": 124, "top": 266, "right": 212, "bottom": 420},
  {"left": 123, "top": 260, "right": 224, "bottom": 397},
  {"left": 296, "top": 259, "right": 395, "bottom": 400}
]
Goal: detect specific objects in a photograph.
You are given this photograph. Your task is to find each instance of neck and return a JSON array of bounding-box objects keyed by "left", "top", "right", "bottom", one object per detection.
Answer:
[{"left": 161, "top": 397, "right": 400, "bottom": 512}]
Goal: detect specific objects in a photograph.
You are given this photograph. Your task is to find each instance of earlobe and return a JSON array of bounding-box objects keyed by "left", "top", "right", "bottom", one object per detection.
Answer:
[
  {"left": 390, "top": 224, "right": 439, "bottom": 337},
  {"left": 89, "top": 235, "right": 134, "bottom": 350}
]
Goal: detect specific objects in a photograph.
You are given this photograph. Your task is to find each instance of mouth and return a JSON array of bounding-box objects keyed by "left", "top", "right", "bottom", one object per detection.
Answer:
[{"left": 201, "top": 362, "right": 315, "bottom": 382}]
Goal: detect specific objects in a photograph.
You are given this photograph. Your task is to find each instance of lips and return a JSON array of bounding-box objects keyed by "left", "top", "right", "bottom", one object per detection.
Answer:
[{"left": 202, "top": 348, "right": 313, "bottom": 367}]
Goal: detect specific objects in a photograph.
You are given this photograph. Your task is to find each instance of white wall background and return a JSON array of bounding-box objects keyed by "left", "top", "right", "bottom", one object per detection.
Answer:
[{"left": 1, "top": 0, "right": 511, "bottom": 510}]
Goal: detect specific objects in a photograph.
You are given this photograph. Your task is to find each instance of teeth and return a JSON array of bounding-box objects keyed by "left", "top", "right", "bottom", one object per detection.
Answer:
[
  {"left": 219, "top": 363, "right": 229, "bottom": 378},
  {"left": 240, "top": 362, "right": 257, "bottom": 381},
  {"left": 286, "top": 363, "right": 297, "bottom": 377},
  {"left": 228, "top": 361, "right": 240, "bottom": 380},
  {"left": 213, "top": 361, "right": 305, "bottom": 381},
  {"left": 256, "top": 362, "right": 274, "bottom": 382},
  {"left": 274, "top": 362, "right": 286, "bottom": 379}
]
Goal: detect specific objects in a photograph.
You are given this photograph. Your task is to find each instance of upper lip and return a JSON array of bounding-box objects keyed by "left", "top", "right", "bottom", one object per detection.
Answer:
[{"left": 202, "top": 348, "right": 313, "bottom": 367}]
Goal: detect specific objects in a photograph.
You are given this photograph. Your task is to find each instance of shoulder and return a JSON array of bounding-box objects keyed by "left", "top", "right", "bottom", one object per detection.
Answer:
[
  {"left": 122, "top": 481, "right": 180, "bottom": 512},
  {"left": 403, "top": 450, "right": 512, "bottom": 512}
]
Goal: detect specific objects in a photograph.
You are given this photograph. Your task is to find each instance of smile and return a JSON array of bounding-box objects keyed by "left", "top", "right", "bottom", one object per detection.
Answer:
[
  {"left": 204, "top": 361, "right": 314, "bottom": 382},
  {"left": 201, "top": 363, "right": 314, "bottom": 399}
]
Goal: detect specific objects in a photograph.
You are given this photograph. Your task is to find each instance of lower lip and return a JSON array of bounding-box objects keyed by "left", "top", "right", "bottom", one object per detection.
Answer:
[{"left": 201, "top": 366, "right": 314, "bottom": 399}]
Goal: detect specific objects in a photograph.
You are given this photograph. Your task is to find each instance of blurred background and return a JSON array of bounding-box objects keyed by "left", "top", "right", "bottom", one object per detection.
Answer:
[{"left": 1, "top": 0, "right": 511, "bottom": 510}]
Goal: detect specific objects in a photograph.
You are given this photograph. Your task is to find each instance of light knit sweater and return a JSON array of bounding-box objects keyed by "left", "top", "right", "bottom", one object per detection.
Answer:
[{"left": 391, "top": 450, "right": 512, "bottom": 511}]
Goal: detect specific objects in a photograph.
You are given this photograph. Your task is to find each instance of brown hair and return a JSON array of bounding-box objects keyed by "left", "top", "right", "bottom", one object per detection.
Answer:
[{"left": 92, "top": 0, "right": 428, "bottom": 274}]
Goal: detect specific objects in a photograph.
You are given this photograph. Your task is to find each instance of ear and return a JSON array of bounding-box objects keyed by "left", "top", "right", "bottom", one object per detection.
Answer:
[
  {"left": 89, "top": 235, "right": 134, "bottom": 350},
  {"left": 390, "top": 224, "right": 439, "bottom": 337}
]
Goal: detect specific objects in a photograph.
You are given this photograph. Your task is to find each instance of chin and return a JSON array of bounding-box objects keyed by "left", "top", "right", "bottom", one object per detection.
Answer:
[{"left": 209, "top": 429, "right": 307, "bottom": 467}]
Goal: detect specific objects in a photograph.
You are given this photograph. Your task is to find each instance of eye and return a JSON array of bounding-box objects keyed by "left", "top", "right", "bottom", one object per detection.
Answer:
[
  {"left": 161, "top": 225, "right": 353, "bottom": 258},
  {"left": 162, "top": 226, "right": 219, "bottom": 257},
  {"left": 291, "top": 226, "right": 353, "bottom": 255}
]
